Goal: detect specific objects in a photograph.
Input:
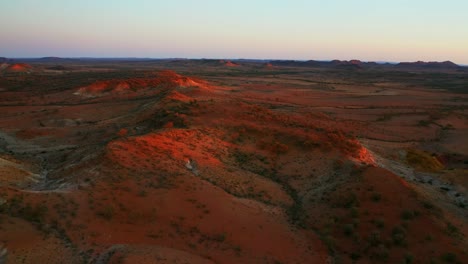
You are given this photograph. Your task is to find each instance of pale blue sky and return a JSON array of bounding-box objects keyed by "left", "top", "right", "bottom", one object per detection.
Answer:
[{"left": 1, "top": 0, "right": 467, "bottom": 63}]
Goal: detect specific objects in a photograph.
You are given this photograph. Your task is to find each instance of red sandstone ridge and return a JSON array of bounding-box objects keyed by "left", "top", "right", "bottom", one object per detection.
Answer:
[
  {"left": 224, "top": 61, "right": 239, "bottom": 67},
  {"left": 156, "top": 70, "right": 208, "bottom": 88},
  {"left": 5, "top": 63, "right": 33, "bottom": 72},
  {"left": 74, "top": 70, "right": 208, "bottom": 96}
]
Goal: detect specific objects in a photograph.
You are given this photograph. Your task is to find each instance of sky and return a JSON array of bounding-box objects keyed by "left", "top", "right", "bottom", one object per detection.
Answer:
[{"left": 1, "top": 0, "right": 468, "bottom": 64}]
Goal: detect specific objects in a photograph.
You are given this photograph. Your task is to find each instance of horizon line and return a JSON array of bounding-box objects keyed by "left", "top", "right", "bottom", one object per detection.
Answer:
[{"left": 2, "top": 56, "right": 466, "bottom": 66}]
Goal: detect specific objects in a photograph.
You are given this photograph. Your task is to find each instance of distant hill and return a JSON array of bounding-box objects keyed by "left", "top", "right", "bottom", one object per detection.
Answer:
[
  {"left": 331, "top": 60, "right": 364, "bottom": 69},
  {"left": 36, "top": 57, "right": 79, "bottom": 63},
  {"left": 3, "top": 57, "right": 465, "bottom": 72},
  {"left": 270, "top": 59, "right": 377, "bottom": 69},
  {"left": 396, "top": 61, "right": 460, "bottom": 70},
  {"left": 40, "top": 56, "right": 64, "bottom": 60},
  {"left": 269, "top": 59, "right": 464, "bottom": 71}
]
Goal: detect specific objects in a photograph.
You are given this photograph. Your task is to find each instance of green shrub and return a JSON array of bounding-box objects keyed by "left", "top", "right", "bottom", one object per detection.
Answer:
[
  {"left": 401, "top": 210, "right": 418, "bottom": 220},
  {"left": 350, "top": 252, "right": 361, "bottom": 261},
  {"left": 446, "top": 222, "right": 460, "bottom": 237},
  {"left": 404, "top": 253, "right": 414, "bottom": 264},
  {"left": 440, "top": 252, "right": 458, "bottom": 263},
  {"left": 213, "top": 233, "right": 226, "bottom": 242},
  {"left": 368, "top": 230, "right": 382, "bottom": 247},
  {"left": 392, "top": 226, "right": 407, "bottom": 247},
  {"left": 370, "top": 244, "right": 389, "bottom": 261},
  {"left": 343, "top": 224, "right": 354, "bottom": 236},
  {"left": 372, "top": 218, "right": 385, "bottom": 229},
  {"left": 350, "top": 207, "right": 359, "bottom": 218},
  {"left": 371, "top": 193, "right": 382, "bottom": 202},
  {"left": 97, "top": 205, "right": 114, "bottom": 220},
  {"left": 422, "top": 201, "right": 434, "bottom": 209}
]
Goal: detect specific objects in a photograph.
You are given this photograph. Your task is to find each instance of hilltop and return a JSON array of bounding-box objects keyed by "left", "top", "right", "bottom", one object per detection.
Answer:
[{"left": 5, "top": 63, "right": 33, "bottom": 72}]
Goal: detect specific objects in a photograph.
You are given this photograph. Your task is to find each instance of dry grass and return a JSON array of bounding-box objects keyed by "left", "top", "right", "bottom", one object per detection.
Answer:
[{"left": 406, "top": 149, "right": 444, "bottom": 172}]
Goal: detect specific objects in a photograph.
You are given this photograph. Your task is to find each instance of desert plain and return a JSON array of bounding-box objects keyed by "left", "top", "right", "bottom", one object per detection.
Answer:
[{"left": 0, "top": 58, "right": 467, "bottom": 263}]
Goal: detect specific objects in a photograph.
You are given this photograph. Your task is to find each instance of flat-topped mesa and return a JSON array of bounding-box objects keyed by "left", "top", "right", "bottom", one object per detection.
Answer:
[
  {"left": 331, "top": 59, "right": 362, "bottom": 65},
  {"left": 74, "top": 70, "right": 208, "bottom": 96},
  {"left": 331, "top": 59, "right": 364, "bottom": 69}
]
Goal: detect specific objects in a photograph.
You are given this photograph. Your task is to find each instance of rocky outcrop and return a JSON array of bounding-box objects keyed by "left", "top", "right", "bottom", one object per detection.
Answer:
[{"left": 0, "top": 244, "right": 7, "bottom": 264}]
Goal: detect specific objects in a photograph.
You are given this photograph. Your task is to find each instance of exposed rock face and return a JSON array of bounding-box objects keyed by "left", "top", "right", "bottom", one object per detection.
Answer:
[{"left": 185, "top": 158, "right": 199, "bottom": 175}]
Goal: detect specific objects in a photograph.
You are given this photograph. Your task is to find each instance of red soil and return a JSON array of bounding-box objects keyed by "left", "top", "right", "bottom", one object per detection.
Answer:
[
  {"left": 107, "top": 129, "right": 229, "bottom": 170},
  {"left": 0, "top": 215, "right": 78, "bottom": 263}
]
